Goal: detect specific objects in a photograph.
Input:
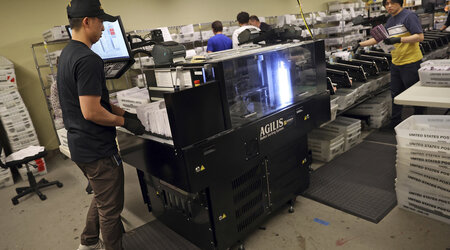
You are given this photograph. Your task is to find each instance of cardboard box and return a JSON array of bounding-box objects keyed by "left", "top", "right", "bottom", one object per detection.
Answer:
[
  {"left": 43, "top": 26, "right": 69, "bottom": 42},
  {"left": 0, "top": 168, "right": 14, "bottom": 188},
  {"left": 18, "top": 157, "right": 47, "bottom": 181}
]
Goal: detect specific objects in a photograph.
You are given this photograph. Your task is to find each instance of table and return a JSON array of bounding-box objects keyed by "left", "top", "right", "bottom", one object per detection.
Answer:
[{"left": 394, "top": 81, "right": 450, "bottom": 109}]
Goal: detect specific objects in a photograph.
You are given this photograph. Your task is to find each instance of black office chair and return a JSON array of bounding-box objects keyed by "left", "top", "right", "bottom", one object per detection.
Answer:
[{"left": 0, "top": 144, "right": 63, "bottom": 205}]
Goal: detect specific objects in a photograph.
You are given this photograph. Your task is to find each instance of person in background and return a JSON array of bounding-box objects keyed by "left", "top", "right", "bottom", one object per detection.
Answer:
[
  {"left": 58, "top": 0, "right": 145, "bottom": 249},
  {"left": 232, "top": 11, "right": 260, "bottom": 48},
  {"left": 440, "top": 10, "right": 450, "bottom": 31},
  {"left": 206, "top": 21, "right": 232, "bottom": 53},
  {"left": 249, "top": 15, "right": 272, "bottom": 32},
  {"left": 358, "top": 0, "right": 424, "bottom": 128}
]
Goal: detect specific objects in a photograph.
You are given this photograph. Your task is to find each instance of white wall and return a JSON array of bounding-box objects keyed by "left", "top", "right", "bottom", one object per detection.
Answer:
[{"left": 0, "top": 0, "right": 331, "bottom": 150}]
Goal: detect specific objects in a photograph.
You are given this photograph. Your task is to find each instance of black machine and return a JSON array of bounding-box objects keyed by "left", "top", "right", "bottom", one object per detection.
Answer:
[
  {"left": 151, "top": 41, "right": 187, "bottom": 66},
  {"left": 118, "top": 41, "right": 330, "bottom": 250},
  {"left": 326, "top": 62, "right": 368, "bottom": 82},
  {"left": 66, "top": 16, "right": 135, "bottom": 79},
  {"left": 326, "top": 68, "right": 352, "bottom": 88},
  {"left": 355, "top": 53, "right": 391, "bottom": 71},
  {"left": 336, "top": 58, "right": 379, "bottom": 77}
]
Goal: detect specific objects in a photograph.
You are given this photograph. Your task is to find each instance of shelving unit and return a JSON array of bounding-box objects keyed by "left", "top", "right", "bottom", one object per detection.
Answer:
[{"left": 31, "top": 39, "right": 69, "bottom": 143}]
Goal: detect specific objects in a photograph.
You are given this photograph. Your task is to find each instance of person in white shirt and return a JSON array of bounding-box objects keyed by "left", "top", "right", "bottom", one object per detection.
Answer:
[{"left": 232, "top": 11, "right": 260, "bottom": 48}]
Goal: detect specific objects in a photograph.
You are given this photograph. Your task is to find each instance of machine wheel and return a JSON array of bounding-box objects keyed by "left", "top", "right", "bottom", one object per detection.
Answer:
[
  {"left": 288, "top": 206, "right": 295, "bottom": 213},
  {"left": 57, "top": 182, "right": 63, "bottom": 188},
  {"left": 12, "top": 199, "right": 19, "bottom": 205},
  {"left": 39, "top": 194, "right": 47, "bottom": 200},
  {"left": 237, "top": 244, "right": 245, "bottom": 250},
  {"left": 288, "top": 198, "right": 296, "bottom": 213}
]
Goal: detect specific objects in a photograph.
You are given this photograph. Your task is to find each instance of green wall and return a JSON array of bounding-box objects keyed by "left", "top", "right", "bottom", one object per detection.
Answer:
[{"left": 0, "top": 0, "right": 330, "bottom": 150}]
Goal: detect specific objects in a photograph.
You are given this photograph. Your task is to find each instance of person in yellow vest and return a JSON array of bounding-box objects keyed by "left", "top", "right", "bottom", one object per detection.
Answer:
[{"left": 358, "top": 0, "right": 425, "bottom": 127}]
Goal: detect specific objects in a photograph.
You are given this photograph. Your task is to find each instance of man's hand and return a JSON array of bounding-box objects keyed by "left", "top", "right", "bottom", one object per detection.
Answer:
[
  {"left": 384, "top": 37, "right": 401, "bottom": 45},
  {"left": 123, "top": 111, "right": 138, "bottom": 120},
  {"left": 123, "top": 117, "right": 145, "bottom": 135}
]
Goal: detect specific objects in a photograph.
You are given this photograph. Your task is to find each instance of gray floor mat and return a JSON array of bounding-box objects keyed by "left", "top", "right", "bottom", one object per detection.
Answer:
[
  {"left": 123, "top": 220, "right": 200, "bottom": 250},
  {"left": 364, "top": 128, "right": 397, "bottom": 145},
  {"left": 303, "top": 141, "right": 397, "bottom": 223}
]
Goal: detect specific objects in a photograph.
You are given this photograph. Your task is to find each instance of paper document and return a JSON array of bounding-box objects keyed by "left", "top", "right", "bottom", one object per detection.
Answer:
[
  {"left": 6, "top": 146, "right": 44, "bottom": 162},
  {"left": 157, "top": 27, "right": 173, "bottom": 41},
  {"left": 181, "top": 24, "right": 194, "bottom": 34}
]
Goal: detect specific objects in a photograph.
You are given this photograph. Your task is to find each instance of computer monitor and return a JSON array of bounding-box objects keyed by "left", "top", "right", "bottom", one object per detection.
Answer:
[{"left": 66, "top": 16, "right": 134, "bottom": 79}]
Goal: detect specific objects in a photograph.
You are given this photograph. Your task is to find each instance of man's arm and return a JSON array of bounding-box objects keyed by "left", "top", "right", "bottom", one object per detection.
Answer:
[
  {"left": 79, "top": 95, "right": 124, "bottom": 126},
  {"left": 110, "top": 102, "right": 125, "bottom": 116},
  {"left": 359, "top": 38, "right": 378, "bottom": 47},
  {"left": 441, "top": 12, "right": 450, "bottom": 31},
  {"left": 399, "top": 33, "right": 424, "bottom": 43}
]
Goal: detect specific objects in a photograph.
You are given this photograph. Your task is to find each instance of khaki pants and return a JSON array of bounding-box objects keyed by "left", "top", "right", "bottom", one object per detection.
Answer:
[{"left": 76, "top": 155, "right": 124, "bottom": 250}]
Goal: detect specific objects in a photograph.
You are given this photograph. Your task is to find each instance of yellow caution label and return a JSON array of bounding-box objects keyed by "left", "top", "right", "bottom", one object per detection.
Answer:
[
  {"left": 219, "top": 213, "right": 227, "bottom": 221},
  {"left": 195, "top": 165, "right": 206, "bottom": 173}
]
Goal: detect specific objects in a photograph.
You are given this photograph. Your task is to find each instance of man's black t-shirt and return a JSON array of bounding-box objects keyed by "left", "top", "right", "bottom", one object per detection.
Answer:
[{"left": 57, "top": 40, "right": 117, "bottom": 163}]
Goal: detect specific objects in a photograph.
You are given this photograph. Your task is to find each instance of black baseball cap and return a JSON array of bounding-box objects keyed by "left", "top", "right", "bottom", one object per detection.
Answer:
[{"left": 67, "top": 0, "right": 116, "bottom": 22}]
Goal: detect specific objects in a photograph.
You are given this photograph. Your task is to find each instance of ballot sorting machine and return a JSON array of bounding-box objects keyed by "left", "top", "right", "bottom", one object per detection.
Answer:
[{"left": 118, "top": 41, "right": 330, "bottom": 249}]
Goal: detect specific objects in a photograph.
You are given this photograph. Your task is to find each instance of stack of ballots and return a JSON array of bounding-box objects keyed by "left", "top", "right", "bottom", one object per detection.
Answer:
[
  {"left": 370, "top": 24, "right": 389, "bottom": 42},
  {"left": 116, "top": 87, "right": 150, "bottom": 113},
  {"left": 136, "top": 100, "right": 172, "bottom": 138},
  {"left": 395, "top": 115, "right": 450, "bottom": 225}
]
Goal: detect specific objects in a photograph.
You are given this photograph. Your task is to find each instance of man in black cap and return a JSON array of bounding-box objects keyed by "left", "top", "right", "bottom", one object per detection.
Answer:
[{"left": 57, "top": 1, "right": 145, "bottom": 250}]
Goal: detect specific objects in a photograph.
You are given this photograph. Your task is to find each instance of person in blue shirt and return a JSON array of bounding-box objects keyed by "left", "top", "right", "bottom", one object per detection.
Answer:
[{"left": 207, "top": 21, "right": 232, "bottom": 53}]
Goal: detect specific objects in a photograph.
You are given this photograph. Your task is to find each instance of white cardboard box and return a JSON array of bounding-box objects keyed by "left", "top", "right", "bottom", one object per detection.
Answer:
[
  {"left": 18, "top": 158, "right": 47, "bottom": 181},
  {"left": 43, "top": 26, "right": 69, "bottom": 42}
]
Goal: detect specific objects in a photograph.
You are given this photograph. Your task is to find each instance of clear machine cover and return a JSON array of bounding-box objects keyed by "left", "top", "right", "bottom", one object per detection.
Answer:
[{"left": 218, "top": 42, "right": 326, "bottom": 127}]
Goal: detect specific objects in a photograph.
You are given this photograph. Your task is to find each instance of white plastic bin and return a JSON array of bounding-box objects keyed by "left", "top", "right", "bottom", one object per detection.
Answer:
[
  {"left": 396, "top": 184, "right": 450, "bottom": 224},
  {"left": 396, "top": 164, "right": 450, "bottom": 194},
  {"left": 395, "top": 115, "right": 450, "bottom": 144}
]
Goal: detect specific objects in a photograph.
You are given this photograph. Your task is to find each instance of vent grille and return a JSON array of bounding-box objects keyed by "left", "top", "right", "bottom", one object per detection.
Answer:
[
  {"left": 236, "top": 206, "right": 264, "bottom": 232},
  {"left": 231, "top": 164, "right": 266, "bottom": 232},
  {"left": 161, "top": 189, "right": 192, "bottom": 217},
  {"left": 233, "top": 179, "right": 262, "bottom": 204},
  {"left": 232, "top": 166, "right": 259, "bottom": 190},
  {"left": 235, "top": 194, "right": 262, "bottom": 218}
]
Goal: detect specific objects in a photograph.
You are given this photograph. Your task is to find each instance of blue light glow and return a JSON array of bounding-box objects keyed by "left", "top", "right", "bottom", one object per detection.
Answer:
[{"left": 276, "top": 60, "right": 293, "bottom": 105}]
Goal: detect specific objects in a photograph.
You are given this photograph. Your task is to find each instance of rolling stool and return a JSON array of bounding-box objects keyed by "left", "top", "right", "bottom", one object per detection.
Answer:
[{"left": 1, "top": 146, "right": 63, "bottom": 205}]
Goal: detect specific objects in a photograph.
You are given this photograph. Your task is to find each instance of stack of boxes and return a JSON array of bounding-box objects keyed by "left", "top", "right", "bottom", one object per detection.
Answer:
[
  {"left": 419, "top": 59, "right": 450, "bottom": 87},
  {"left": 44, "top": 50, "right": 62, "bottom": 66},
  {"left": 42, "top": 26, "right": 69, "bottom": 42},
  {"left": 321, "top": 116, "right": 362, "bottom": 152},
  {"left": 308, "top": 116, "right": 362, "bottom": 163},
  {"left": 0, "top": 56, "right": 47, "bottom": 181},
  {"left": 0, "top": 148, "right": 14, "bottom": 188},
  {"left": 395, "top": 115, "right": 450, "bottom": 224},
  {"left": 308, "top": 130, "right": 345, "bottom": 162},
  {"left": 346, "top": 90, "right": 391, "bottom": 128}
]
